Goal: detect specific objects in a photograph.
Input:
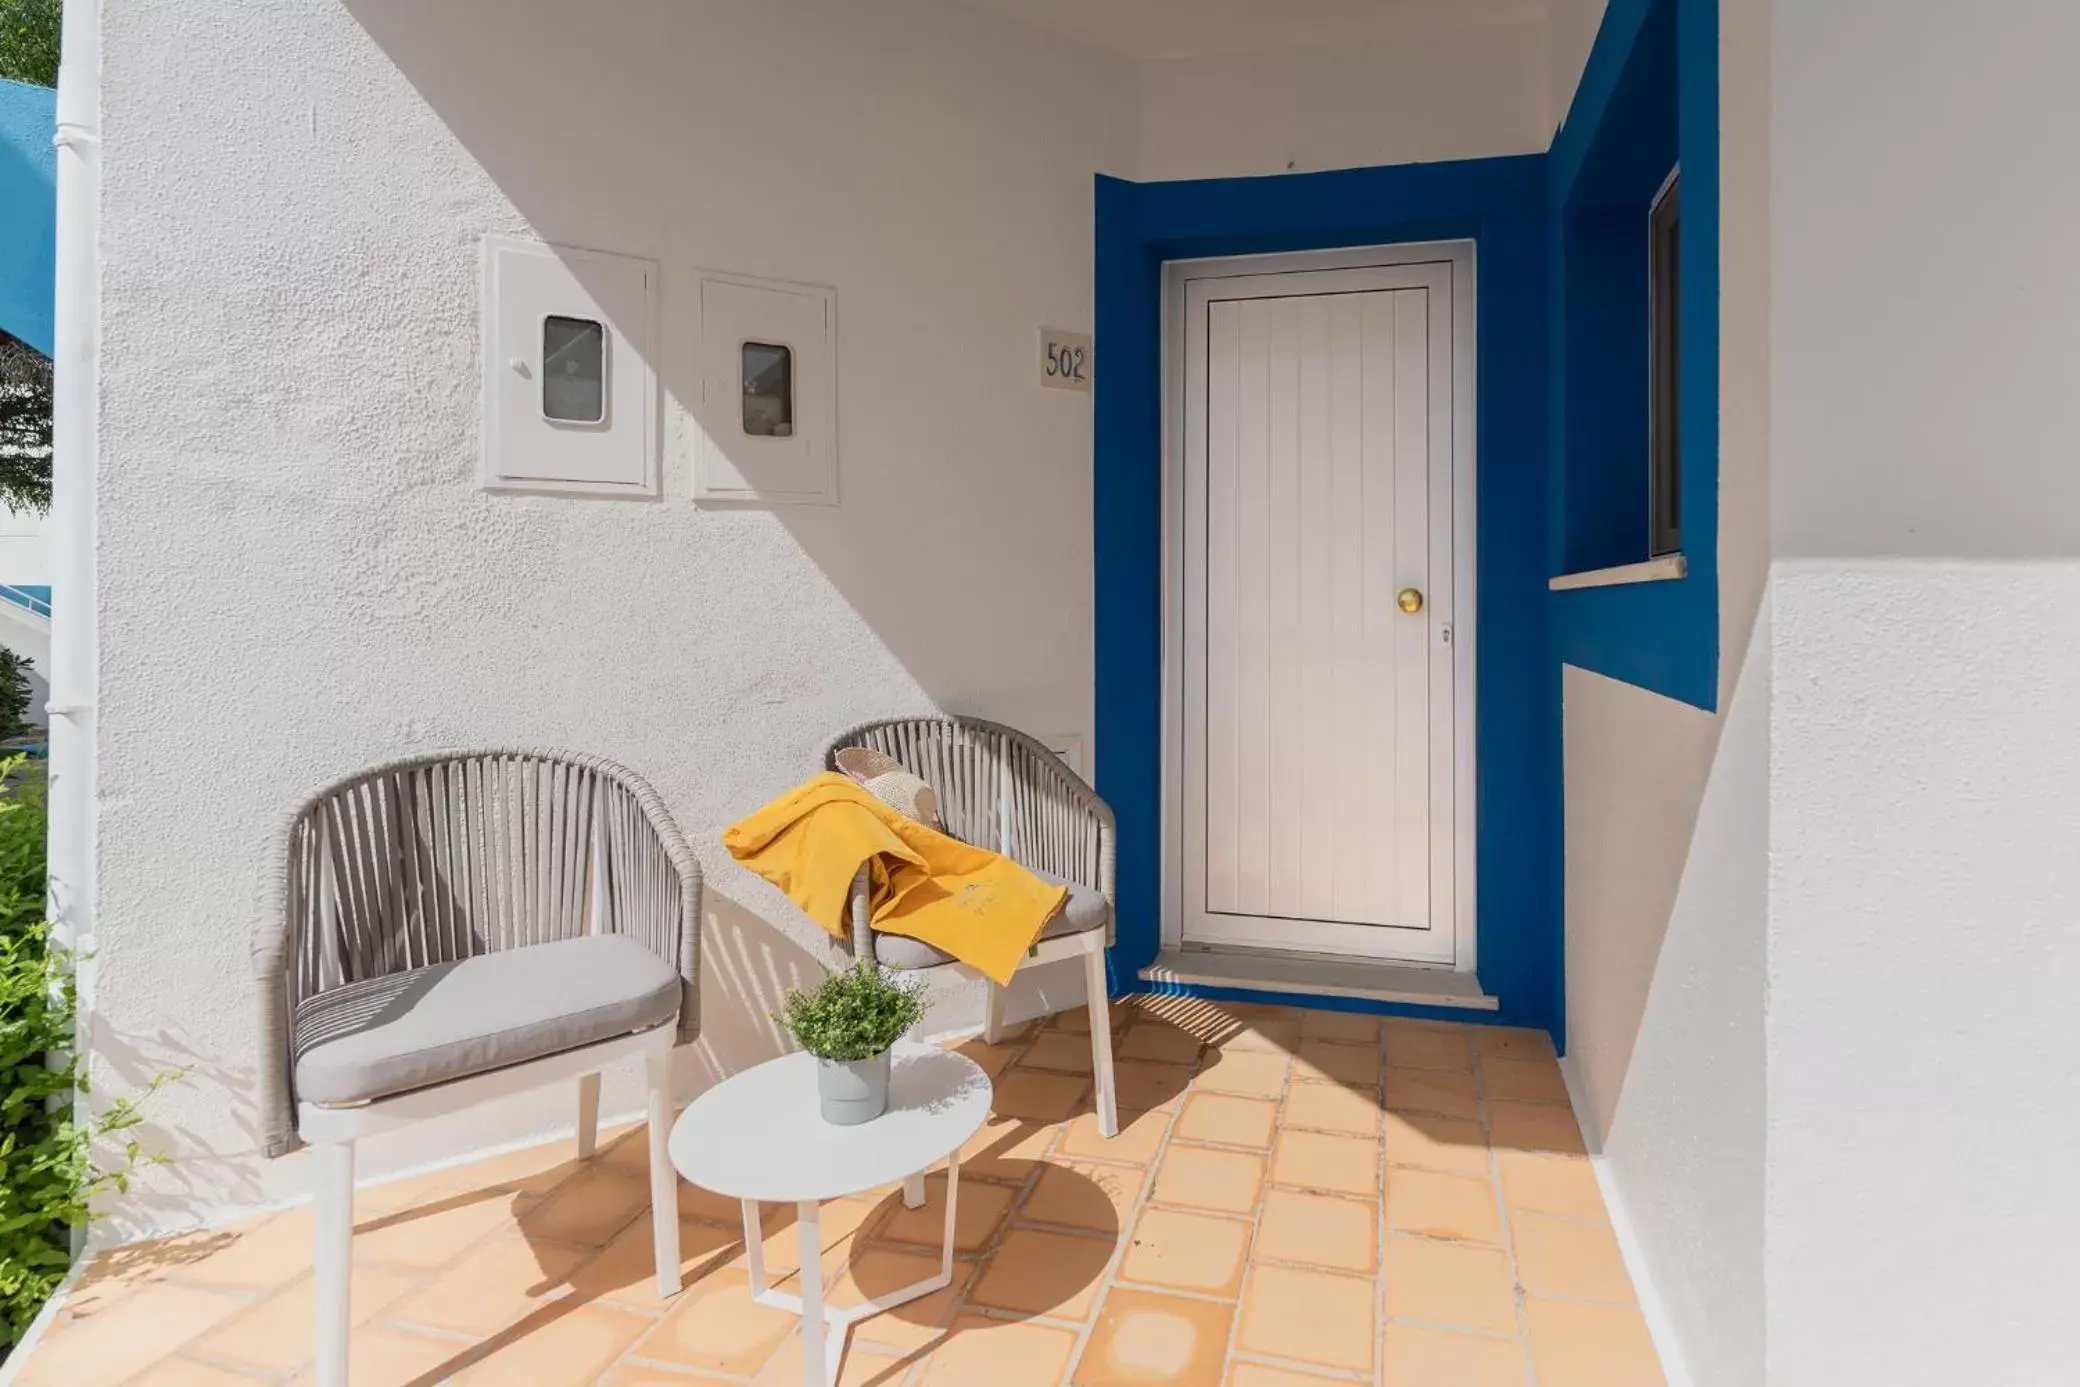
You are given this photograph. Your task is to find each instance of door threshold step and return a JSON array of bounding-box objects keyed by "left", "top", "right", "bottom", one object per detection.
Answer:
[{"left": 1137, "top": 949, "right": 1499, "bottom": 1011}]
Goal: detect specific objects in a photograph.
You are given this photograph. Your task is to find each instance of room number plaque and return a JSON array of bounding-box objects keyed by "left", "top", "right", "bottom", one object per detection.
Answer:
[{"left": 1040, "top": 328, "right": 1093, "bottom": 392}]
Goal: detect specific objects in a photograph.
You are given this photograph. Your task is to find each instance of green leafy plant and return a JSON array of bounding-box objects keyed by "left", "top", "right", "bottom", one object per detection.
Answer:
[
  {"left": 0, "top": 0, "right": 60, "bottom": 88},
  {"left": 0, "top": 651, "right": 34, "bottom": 743},
  {"left": 0, "top": 757, "right": 174, "bottom": 1358},
  {"left": 0, "top": 758, "right": 47, "bottom": 940},
  {"left": 779, "top": 962, "right": 925, "bottom": 1062},
  {"left": 0, "top": 332, "right": 54, "bottom": 517}
]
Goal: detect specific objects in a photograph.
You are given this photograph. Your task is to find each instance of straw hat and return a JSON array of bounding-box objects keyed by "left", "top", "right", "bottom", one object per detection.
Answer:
[{"left": 834, "top": 747, "right": 942, "bottom": 829}]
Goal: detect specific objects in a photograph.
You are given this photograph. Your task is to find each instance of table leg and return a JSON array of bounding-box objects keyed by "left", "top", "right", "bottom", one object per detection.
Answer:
[
  {"left": 940, "top": 1154, "right": 961, "bottom": 1282},
  {"left": 795, "top": 1200, "right": 827, "bottom": 1387},
  {"left": 740, "top": 1199, "right": 767, "bottom": 1296}
]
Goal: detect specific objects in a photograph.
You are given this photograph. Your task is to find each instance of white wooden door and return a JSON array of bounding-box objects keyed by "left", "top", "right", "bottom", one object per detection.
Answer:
[{"left": 1180, "top": 261, "right": 1459, "bottom": 963}]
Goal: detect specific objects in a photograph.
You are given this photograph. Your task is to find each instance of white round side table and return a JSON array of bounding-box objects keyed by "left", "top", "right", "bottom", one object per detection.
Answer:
[{"left": 668, "top": 1044, "right": 992, "bottom": 1387}]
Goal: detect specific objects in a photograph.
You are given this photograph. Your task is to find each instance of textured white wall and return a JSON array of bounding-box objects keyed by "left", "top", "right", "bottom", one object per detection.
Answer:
[
  {"left": 89, "top": 0, "right": 1133, "bottom": 1237},
  {"left": 1562, "top": 671, "right": 1719, "bottom": 1141},
  {"left": 1771, "top": 3, "right": 2080, "bottom": 563},
  {"left": 1134, "top": 20, "right": 1551, "bottom": 181},
  {"left": 1559, "top": 0, "right": 1769, "bottom": 1380},
  {"left": 1767, "top": 565, "right": 2080, "bottom": 1386},
  {"left": 1765, "top": 2, "right": 2080, "bottom": 1381},
  {"left": 1579, "top": 626, "right": 1766, "bottom": 1387}
]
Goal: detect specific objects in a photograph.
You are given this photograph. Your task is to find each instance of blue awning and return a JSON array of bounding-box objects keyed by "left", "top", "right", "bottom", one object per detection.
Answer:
[{"left": 0, "top": 77, "right": 57, "bottom": 357}]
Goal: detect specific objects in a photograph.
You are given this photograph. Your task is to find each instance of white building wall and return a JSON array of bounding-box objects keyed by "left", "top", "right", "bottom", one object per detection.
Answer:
[
  {"left": 88, "top": 0, "right": 1557, "bottom": 1239},
  {"left": 0, "top": 506, "right": 50, "bottom": 586},
  {"left": 1135, "top": 19, "right": 1551, "bottom": 181},
  {"left": 1559, "top": 0, "right": 1769, "bottom": 1381},
  {"left": 89, "top": 0, "right": 1136, "bottom": 1238},
  {"left": 1764, "top": 2, "right": 2080, "bottom": 1382},
  {"left": 0, "top": 508, "right": 53, "bottom": 714}
]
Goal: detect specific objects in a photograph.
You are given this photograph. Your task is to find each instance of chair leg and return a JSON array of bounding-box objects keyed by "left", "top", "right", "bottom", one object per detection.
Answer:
[
  {"left": 575, "top": 1071, "right": 602, "bottom": 1159},
  {"left": 1084, "top": 940, "right": 1118, "bottom": 1139},
  {"left": 982, "top": 979, "right": 1005, "bottom": 1045},
  {"left": 645, "top": 1047, "right": 682, "bottom": 1299},
  {"left": 313, "top": 1139, "right": 355, "bottom": 1387}
]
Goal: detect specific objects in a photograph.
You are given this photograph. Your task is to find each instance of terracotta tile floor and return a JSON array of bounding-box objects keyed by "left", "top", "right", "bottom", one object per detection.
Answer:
[{"left": 14, "top": 997, "right": 1666, "bottom": 1387}]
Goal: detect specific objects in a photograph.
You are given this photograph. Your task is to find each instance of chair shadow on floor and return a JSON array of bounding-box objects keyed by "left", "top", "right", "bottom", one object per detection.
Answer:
[{"left": 381, "top": 1106, "right": 1122, "bottom": 1385}]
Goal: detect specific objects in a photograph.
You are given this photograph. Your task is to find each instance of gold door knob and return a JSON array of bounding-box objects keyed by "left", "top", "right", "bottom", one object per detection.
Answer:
[{"left": 1397, "top": 588, "right": 1425, "bottom": 614}]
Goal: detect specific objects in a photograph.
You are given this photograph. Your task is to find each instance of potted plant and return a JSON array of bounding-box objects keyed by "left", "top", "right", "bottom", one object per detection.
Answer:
[{"left": 780, "top": 962, "right": 927, "bottom": 1125}]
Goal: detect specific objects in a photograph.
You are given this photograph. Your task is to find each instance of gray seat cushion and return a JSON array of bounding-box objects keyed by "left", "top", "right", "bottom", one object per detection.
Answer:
[
  {"left": 293, "top": 934, "right": 680, "bottom": 1108},
  {"left": 876, "top": 869, "right": 1109, "bottom": 972}
]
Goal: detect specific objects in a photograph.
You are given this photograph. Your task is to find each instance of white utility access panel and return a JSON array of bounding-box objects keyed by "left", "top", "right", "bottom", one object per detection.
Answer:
[
  {"left": 479, "top": 235, "right": 660, "bottom": 498},
  {"left": 693, "top": 271, "right": 838, "bottom": 505}
]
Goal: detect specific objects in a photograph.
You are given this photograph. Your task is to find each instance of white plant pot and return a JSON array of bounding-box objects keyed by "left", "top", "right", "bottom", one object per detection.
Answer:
[{"left": 816, "top": 1049, "right": 892, "bottom": 1125}]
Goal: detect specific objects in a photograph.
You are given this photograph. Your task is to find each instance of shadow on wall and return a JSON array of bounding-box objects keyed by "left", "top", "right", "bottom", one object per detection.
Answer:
[
  {"left": 338, "top": 0, "right": 1108, "bottom": 734},
  {"left": 685, "top": 886, "right": 837, "bottom": 1089},
  {"left": 85, "top": 1017, "right": 273, "bottom": 1241},
  {"left": 336, "top": 0, "right": 1118, "bottom": 1025}
]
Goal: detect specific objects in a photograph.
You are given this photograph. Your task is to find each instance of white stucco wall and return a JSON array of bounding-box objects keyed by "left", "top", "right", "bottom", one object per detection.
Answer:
[
  {"left": 1763, "top": 2, "right": 2080, "bottom": 1382},
  {"left": 89, "top": 0, "right": 1136, "bottom": 1237},
  {"left": 1573, "top": 625, "right": 1766, "bottom": 1387},
  {"left": 1559, "top": 0, "right": 1768, "bottom": 1380},
  {"left": 1135, "top": 19, "right": 1551, "bottom": 181},
  {"left": 87, "top": 0, "right": 1573, "bottom": 1241}
]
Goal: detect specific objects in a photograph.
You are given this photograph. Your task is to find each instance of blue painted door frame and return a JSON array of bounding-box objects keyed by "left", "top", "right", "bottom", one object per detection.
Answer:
[
  {"left": 1089, "top": 0, "right": 1717, "bottom": 1050},
  {"left": 1092, "top": 158, "right": 1563, "bottom": 1039}
]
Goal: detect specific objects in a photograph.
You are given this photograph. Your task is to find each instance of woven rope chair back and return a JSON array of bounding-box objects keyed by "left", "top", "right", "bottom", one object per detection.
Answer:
[
  {"left": 278, "top": 750, "right": 693, "bottom": 1018},
  {"left": 822, "top": 716, "right": 1110, "bottom": 899}
]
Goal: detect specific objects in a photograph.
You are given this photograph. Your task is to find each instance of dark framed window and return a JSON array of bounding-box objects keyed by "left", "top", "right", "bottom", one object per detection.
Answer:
[
  {"left": 1648, "top": 170, "right": 1681, "bottom": 557},
  {"left": 541, "top": 315, "right": 606, "bottom": 424},
  {"left": 741, "top": 341, "right": 794, "bottom": 437}
]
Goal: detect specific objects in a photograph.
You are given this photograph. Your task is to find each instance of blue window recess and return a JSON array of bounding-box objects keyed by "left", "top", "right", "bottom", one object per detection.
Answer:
[{"left": 1549, "top": 0, "right": 1722, "bottom": 711}]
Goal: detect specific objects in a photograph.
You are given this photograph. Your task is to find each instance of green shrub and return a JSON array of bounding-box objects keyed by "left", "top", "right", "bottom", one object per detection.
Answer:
[
  {"left": 0, "top": 759, "right": 42, "bottom": 938},
  {"left": 780, "top": 962, "right": 925, "bottom": 1062},
  {"left": 0, "top": 757, "right": 168, "bottom": 1358},
  {"left": 0, "top": 651, "right": 33, "bottom": 745},
  {"left": 0, "top": 333, "right": 52, "bottom": 520},
  {"left": 0, "top": 0, "right": 61, "bottom": 89}
]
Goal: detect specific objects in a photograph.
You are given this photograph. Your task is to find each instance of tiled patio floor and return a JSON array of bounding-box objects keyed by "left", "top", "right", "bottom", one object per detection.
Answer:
[{"left": 15, "top": 997, "right": 1665, "bottom": 1387}]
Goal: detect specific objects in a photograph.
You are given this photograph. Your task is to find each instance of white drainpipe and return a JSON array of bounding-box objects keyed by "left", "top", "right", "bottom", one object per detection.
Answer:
[{"left": 49, "top": 0, "right": 101, "bottom": 1006}]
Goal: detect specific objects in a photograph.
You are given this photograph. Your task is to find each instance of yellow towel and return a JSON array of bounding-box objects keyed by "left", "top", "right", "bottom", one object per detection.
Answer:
[{"left": 723, "top": 773, "right": 1069, "bottom": 986}]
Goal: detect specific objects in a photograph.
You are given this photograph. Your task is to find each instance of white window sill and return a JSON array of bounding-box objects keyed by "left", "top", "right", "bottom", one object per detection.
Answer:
[{"left": 1549, "top": 553, "right": 1687, "bottom": 592}]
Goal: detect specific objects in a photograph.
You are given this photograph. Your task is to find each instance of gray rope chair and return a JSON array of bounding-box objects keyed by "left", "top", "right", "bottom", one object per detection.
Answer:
[
  {"left": 820, "top": 716, "right": 1118, "bottom": 1137},
  {"left": 252, "top": 749, "right": 701, "bottom": 1387}
]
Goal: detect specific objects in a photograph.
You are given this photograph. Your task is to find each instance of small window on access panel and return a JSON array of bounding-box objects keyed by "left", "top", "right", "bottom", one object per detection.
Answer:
[
  {"left": 542, "top": 315, "right": 607, "bottom": 424},
  {"left": 742, "top": 341, "right": 794, "bottom": 438}
]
